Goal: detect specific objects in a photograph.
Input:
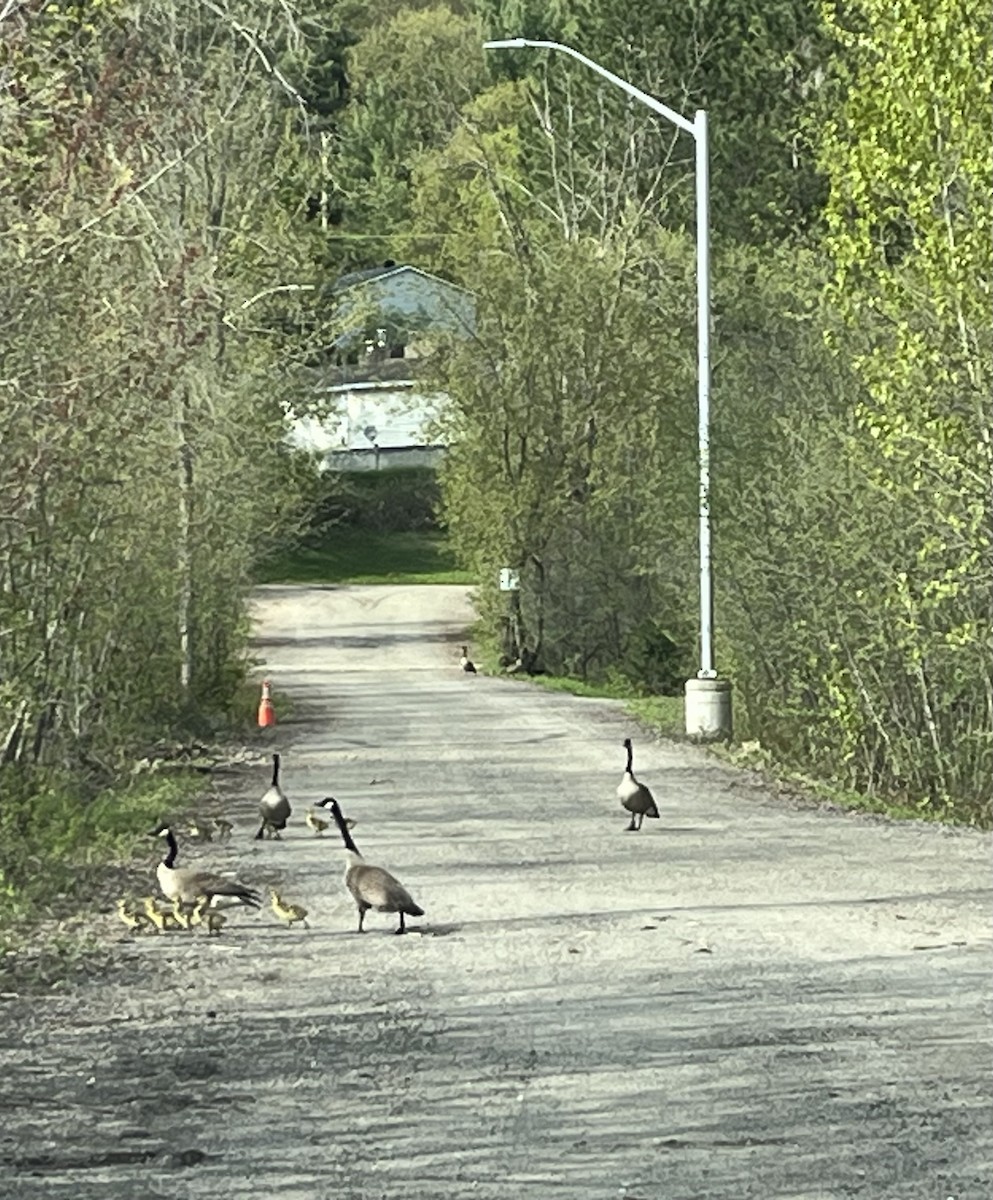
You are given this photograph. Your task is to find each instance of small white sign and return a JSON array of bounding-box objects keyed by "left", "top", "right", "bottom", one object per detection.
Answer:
[{"left": 499, "top": 568, "right": 520, "bottom": 592}]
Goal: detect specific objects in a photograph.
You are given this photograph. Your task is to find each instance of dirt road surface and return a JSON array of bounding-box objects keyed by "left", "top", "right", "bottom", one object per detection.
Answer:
[{"left": 2, "top": 584, "right": 991, "bottom": 1199}]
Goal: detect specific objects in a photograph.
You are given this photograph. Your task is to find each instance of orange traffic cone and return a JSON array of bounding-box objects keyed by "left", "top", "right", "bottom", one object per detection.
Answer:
[{"left": 257, "top": 680, "right": 276, "bottom": 728}]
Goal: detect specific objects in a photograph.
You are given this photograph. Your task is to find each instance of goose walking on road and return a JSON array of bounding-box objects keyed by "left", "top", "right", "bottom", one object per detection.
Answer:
[
  {"left": 616, "top": 738, "right": 659, "bottom": 832},
  {"left": 256, "top": 753, "right": 291, "bottom": 840},
  {"left": 317, "top": 798, "right": 424, "bottom": 934},
  {"left": 150, "top": 824, "right": 261, "bottom": 909},
  {"left": 459, "top": 645, "right": 477, "bottom": 674}
]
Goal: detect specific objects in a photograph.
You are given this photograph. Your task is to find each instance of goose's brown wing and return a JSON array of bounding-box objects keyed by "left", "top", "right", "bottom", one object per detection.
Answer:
[
  {"left": 179, "top": 868, "right": 261, "bottom": 907},
  {"left": 348, "top": 863, "right": 423, "bottom": 916}
]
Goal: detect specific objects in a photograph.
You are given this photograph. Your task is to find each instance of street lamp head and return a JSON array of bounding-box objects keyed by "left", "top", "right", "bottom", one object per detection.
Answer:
[{"left": 482, "top": 38, "right": 528, "bottom": 50}]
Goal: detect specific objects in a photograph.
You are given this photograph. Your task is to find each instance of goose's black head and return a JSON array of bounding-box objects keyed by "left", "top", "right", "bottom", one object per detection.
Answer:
[
  {"left": 623, "top": 738, "right": 632, "bottom": 750},
  {"left": 319, "top": 798, "right": 360, "bottom": 854},
  {"left": 148, "top": 822, "right": 173, "bottom": 838}
]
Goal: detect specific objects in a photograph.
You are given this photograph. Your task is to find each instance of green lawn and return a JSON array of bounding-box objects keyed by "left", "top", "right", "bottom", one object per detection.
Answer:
[{"left": 257, "top": 528, "right": 475, "bottom": 585}]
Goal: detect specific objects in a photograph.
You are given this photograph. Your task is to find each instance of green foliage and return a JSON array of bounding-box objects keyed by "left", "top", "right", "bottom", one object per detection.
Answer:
[
  {"left": 479, "top": 0, "right": 831, "bottom": 241},
  {"left": 312, "top": 466, "right": 443, "bottom": 533},
  {"left": 709, "top": 232, "right": 991, "bottom": 823},
  {"left": 330, "top": 4, "right": 487, "bottom": 255},
  {"left": 805, "top": 0, "right": 992, "bottom": 819},
  {"left": 0, "top": 1, "right": 329, "bottom": 772},
  {"left": 433, "top": 230, "right": 699, "bottom": 688}
]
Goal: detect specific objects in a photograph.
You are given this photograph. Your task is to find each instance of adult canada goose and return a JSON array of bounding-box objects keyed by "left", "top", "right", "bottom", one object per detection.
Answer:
[
  {"left": 191, "top": 896, "right": 226, "bottom": 936},
  {"left": 150, "top": 823, "right": 261, "bottom": 908},
  {"left": 270, "top": 889, "right": 309, "bottom": 929},
  {"left": 316, "top": 797, "right": 424, "bottom": 934},
  {"left": 116, "top": 897, "right": 151, "bottom": 934},
  {"left": 256, "top": 753, "right": 291, "bottom": 840},
  {"left": 616, "top": 738, "right": 660, "bottom": 831},
  {"left": 305, "top": 809, "right": 329, "bottom": 836},
  {"left": 459, "top": 645, "right": 477, "bottom": 674}
]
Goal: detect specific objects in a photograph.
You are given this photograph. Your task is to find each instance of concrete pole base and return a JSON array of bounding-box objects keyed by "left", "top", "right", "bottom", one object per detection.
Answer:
[{"left": 684, "top": 676, "right": 733, "bottom": 742}]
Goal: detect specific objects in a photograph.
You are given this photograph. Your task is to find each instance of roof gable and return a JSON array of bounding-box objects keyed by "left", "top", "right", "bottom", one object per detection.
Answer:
[{"left": 332, "top": 263, "right": 473, "bottom": 298}]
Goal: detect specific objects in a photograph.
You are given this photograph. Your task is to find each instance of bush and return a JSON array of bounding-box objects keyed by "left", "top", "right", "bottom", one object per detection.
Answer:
[{"left": 309, "top": 467, "right": 441, "bottom": 535}]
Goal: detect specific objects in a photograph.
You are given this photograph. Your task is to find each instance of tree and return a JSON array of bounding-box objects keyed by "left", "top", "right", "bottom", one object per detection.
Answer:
[
  {"left": 478, "top": 0, "right": 832, "bottom": 241},
  {"left": 811, "top": 0, "right": 992, "bottom": 815},
  {"left": 0, "top": 0, "right": 331, "bottom": 770}
]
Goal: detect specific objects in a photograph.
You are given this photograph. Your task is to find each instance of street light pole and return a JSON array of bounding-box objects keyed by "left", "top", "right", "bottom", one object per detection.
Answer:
[
  {"left": 483, "top": 37, "right": 731, "bottom": 738},
  {"left": 693, "top": 107, "right": 714, "bottom": 680}
]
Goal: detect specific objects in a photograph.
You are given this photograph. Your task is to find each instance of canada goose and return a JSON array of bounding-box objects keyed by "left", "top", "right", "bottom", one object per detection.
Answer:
[
  {"left": 616, "top": 738, "right": 660, "bottom": 831},
  {"left": 317, "top": 797, "right": 424, "bottom": 934},
  {"left": 116, "top": 898, "right": 151, "bottom": 934},
  {"left": 256, "top": 753, "right": 291, "bottom": 840},
  {"left": 187, "top": 819, "right": 214, "bottom": 842},
  {"left": 191, "top": 896, "right": 226, "bottom": 936},
  {"left": 142, "top": 895, "right": 178, "bottom": 933},
  {"left": 305, "top": 810, "right": 329, "bottom": 836},
  {"left": 270, "top": 889, "right": 309, "bottom": 929},
  {"left": 150, "top": 824, "right": 261, "bottom": 908},
  {"left": 459, "top": 645, "right": 477, "bottom": 674},
  {"left": 212, "top": 817, "right": 233, "bottom": 841}
]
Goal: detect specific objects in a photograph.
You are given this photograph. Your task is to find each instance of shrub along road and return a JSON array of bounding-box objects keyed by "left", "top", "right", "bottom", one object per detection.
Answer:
[{"left": 1, "top": 584, "right": 990, "bottom": 1198}]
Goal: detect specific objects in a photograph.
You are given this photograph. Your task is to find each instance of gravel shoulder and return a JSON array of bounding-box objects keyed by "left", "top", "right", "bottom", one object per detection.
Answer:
[{"left": 2, "top": 583, "right": 991, "bottom": 1199}]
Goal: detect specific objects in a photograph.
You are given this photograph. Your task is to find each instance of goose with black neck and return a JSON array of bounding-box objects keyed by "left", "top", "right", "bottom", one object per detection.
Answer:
[
  {"left": 150, "top": 823, "right": 261, "bottom": 908},
  {"left": 256, "top": 752, "right": 291, "bottom": 840},
  {"left": 616, "top": 738, "right": 659, "bottom": 832},
  {"left": 317, "top": 797, "right": 424, "bottom": 934}
]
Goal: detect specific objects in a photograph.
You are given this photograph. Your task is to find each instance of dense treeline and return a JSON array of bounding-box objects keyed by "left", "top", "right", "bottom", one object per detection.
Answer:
[
  {"left": 323, "top": 0, "right": 991, "bottom": 822},
  {"left": 0, "top": 1, "right": 332, "bottom": 800},
  {"left": 1, "top": 0, "right": 989, "bottom": 834}
]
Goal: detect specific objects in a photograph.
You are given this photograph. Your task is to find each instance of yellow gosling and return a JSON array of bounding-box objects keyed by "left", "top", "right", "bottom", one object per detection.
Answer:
[
  {"left": 171, "top": 897, "right": 195, "bottom": 932},
  {"left": 187, "top": 820, "right": 214, "bottom": 842},
  {"left": 142, "top": 895, "right": 174, "bottom": 933},
  {"left": 212, "top": 818, "right": 233, "bottom": 841},
  {"left": 116, "top": 898, "right": 151, "bottom": 934},
  {"left": 189, "top": 895, "right": 206, "bottom": 929},
  {"left": 305, "top": 810, "right": 329, "bottom": 836},
  {"left": 191, "top": 896, "right": 227, "bottom": 936},
  {"left": 270, "top": 889, "right": 309, "bottom": 930}
]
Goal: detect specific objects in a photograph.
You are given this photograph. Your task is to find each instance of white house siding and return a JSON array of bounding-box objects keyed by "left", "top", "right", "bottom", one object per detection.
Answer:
[
  {"left": 285, "top": 266, "right": 472, "bottom": 470},
  {"left": 324, "top": 445, "right": 445, "bottom": 472},
  {"left": 286, "top": 382, "right": 449, "bottom": 465}
]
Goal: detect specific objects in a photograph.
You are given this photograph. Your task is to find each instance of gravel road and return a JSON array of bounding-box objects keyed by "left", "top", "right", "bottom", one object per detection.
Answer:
[{"left": 1, "top": 583, "right": 990, "bottom": 1199}]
